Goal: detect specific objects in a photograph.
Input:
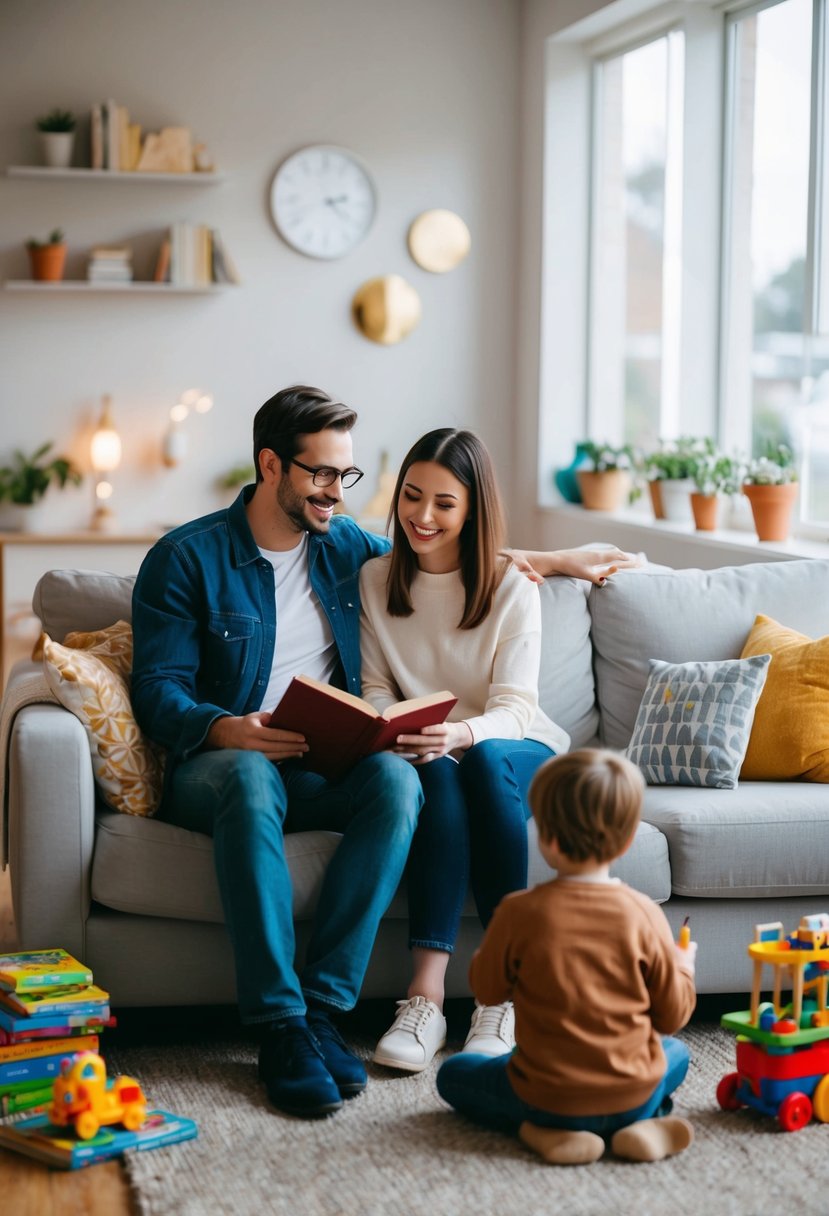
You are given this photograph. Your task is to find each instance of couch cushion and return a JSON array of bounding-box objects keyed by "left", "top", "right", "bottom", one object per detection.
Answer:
[
  {"left": 91, "top": 812, "right": 342, "bottom": 921},
  {"left": 626, "top": 655, "right": 770, "bottom": 788},
  {"left": 641, "top": 782, "right": 829, "bottom": 897},
  {"left": 527, "top": 817, "right": 670, "bottom": 901},
  {"left": 589, "top": 560, "right": 829, "bottom": 748},
  {"left": 33, "top": 569, "right": 135, "bottom": 640},
  {"left": 740, "top": 614, "right": 829, "bottom": 782},
  {"left": 537, "top": 577, "right": 597, "bottom": 747}
]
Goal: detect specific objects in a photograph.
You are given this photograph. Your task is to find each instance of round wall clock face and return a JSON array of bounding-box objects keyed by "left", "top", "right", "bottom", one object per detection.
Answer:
[{"left": 270, "top": 145, "right": 377, "bottom": 260}]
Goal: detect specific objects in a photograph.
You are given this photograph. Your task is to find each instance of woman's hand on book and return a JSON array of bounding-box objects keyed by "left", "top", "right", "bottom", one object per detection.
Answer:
[
  {"left": 393, "top": 721, "right": 473, "bottom": 764},
  {"left": 207, "top": 712, "right": 309, "bottom": 760}
]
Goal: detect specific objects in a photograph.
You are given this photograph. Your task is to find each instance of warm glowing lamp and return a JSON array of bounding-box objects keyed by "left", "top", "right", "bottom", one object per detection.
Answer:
[
  {"left": 162, "top": 389, "right": 213, "bottom": 467},
  {"left": 90, "top": 394, "right": 122, "bottom": 531}
]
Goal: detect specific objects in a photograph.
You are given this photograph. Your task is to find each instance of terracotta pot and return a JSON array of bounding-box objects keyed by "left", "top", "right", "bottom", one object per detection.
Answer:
[
  {"left": 576, "top": 469, "right": 630, "bottom": 512},
  {"left": 28, "top": 243, "right": 67, "bottom": 282},
  {"left": 690, "top": 492, "right": 718, "bottom": 532},
  {"left": 743, "top": 482, "right": 798, "bottom": 542},
  {"left": 648, "top": 480, "right": 665, "bottom": 519}
]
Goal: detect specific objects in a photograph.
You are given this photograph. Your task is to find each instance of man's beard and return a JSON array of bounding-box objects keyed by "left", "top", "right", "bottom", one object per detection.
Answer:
[{"left": 277, "top": 478, "right": 336, "bottom": 536}]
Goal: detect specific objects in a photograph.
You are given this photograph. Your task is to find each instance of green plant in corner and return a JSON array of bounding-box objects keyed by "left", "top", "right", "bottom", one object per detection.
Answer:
[
  {"left": 217, "top": 462, "right": 256, "bottom": 491},
  {"left": 692, "top": 451, "right": 743, "bottom": 498},
  {"left": 743, "top": 442, "right": 798, "bottom": 485},
  {"left": 644, "top": 436, "right": 715, "bottom": 482},
  {"left": 0, "top": 443, "right": 82, "bottom": 505},
  {"left": 25, "top": 229, "right": 65, "bottom": 251},
  {"left": 580, "top": 441, "right": 635, "bottom": 472},
  {"left": 36, "top": 109, "right": 76, "bottom": 133}
]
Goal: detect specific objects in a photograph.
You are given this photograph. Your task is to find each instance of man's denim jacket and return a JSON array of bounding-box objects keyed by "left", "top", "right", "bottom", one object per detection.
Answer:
[{"left": 132, "top": 487, "right": 390, "bottom": 766}]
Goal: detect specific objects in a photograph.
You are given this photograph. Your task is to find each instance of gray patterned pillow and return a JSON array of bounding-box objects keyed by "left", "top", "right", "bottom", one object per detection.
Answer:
[{"left": 626, "top": 655, "right": 771, "bottom": 788}]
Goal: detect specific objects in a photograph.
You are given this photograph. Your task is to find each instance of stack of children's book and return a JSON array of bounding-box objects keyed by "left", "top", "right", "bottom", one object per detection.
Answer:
[{"left": 0, "top": 949, "right": 114, "bottom": 1118}]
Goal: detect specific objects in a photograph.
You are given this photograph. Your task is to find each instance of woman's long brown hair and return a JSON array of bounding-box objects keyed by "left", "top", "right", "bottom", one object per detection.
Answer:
[{"left": 385, "top": 429, "right": 507, "bottom": 630}]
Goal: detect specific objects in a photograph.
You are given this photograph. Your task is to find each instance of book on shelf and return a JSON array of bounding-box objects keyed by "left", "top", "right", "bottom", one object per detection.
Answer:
[
  {"left": 1, "top": 1083, "right": 53, "bottom": 1118},
  {"left": 0, "top": 1108, "right": 198, "bottom": 1169},
  {"left": 0, "top": 1017, "right": 115, "bottom": 1046},
  {"left": 0, "top": 1005, "right": 112, "bottom": 1036},
  {"left": 166, "top": 223, "right": 236, "bottom": 286},
  {"left": 105, "top": 99, "right": 119, "bottom": 172},
  {"left": 211, "top": 229, "right": 241, "bottom": 284},
  {"left": 0, "top": 950, "right": 93, "bottom": 994},
  {"left": 154, "top": 237, "right": 171, "bottom": 283},
  {"left": 0, "top": 1046, "right": 93, "bottom": 1088},
  {"left": 268, "top": 675, "right": 457, "bottom": 781},
  {"left": 0, "top": 1033, "right": 99, "bottom": 1067},
  {"left": 90, "top": 105, "right": 104, "bottom": 170},
  {"left": 0, "top": 983, "right": 110, "bottom": 1020}
]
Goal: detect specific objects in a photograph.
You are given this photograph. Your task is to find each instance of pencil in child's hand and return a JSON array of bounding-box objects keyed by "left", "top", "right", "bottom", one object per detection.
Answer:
[{"left": 678, "top": 916, "right": 691, "bottom": 950}]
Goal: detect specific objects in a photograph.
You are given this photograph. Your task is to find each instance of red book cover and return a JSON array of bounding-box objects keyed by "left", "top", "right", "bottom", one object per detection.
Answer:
[{"left": 268, "top": 675, "right": 457, "bottom": 781}]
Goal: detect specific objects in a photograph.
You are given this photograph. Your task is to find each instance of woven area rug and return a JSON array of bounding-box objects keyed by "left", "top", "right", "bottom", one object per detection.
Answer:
[{"left": 106, "top": 1010, "right": 828, "bottom": 1216}]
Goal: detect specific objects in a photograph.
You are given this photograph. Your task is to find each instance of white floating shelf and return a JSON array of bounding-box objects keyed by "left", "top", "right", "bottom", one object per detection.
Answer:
[
  {"left": 4, "top": 281, "right": 229, "bottom": 294},
  {"left": 6, "top": 166, "right": 225, "bottom": 184}
]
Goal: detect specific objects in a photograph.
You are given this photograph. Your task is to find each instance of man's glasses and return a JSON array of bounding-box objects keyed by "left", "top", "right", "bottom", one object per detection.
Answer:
[{"left": 290, "top": 458, "right": 364, "bottom": 489}]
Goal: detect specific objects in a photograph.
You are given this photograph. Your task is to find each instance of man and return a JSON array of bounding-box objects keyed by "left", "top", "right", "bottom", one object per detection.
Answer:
[{"left": 132, "top": 384, "right": 638, "bottom": 1119}]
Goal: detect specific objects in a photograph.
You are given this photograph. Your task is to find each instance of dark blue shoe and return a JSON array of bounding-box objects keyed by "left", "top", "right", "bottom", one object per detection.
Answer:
[
  {"left": 258, "top": 1022, "right": 343, "bottom": 1117},
  {"left": 307, "top": 1009, "right": 368, "bottom": 1098}
]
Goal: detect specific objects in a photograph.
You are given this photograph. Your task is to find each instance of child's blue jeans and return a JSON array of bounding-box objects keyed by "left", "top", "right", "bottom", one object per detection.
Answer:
[{"left": 436, "top": 1037, "right": 690, "bottom": 1136}]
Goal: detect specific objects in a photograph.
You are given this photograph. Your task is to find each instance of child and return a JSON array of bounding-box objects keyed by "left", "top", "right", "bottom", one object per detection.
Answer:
[{"left": 435, "top": 749, "right": 697, "bottom": 1165}]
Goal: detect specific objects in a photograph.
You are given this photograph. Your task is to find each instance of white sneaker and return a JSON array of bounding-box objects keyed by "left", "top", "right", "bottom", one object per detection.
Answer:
[
  {"left": 462, "top": 1001, "right": 516, "bottom": 1056},
  {"left": 372, "top": 996, "right": 447, "bottom": 1072}
]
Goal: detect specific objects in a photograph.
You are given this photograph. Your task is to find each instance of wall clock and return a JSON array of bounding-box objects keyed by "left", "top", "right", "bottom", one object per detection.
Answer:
[{"left": 270, "top": 145, "right": 377, "bottom": 260}]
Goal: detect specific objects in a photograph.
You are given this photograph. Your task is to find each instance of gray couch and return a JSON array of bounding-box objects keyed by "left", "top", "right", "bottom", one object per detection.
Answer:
[{"left": 4, "top": 558, "right": 829, "bottom": 1006}]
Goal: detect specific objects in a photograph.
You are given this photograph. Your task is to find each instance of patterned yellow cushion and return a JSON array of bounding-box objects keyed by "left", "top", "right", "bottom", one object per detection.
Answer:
[{"left": 36, "top": 621, "right": 163, "bottom": 817}]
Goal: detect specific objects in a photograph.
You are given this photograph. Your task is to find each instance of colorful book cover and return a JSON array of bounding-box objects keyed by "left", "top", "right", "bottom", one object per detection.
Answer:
[
  {"left": 0, "top": 1005, "right": 111, "bottom": 1036},
  {"left": 0, "top": 1084, "right": 53, "bottom": 1117},
  {"left": 0, "top": 1109, "right": 198, "bottom": 1169},
  {"left": 0, "top": 950, "right": 93, "bottom": 995},
  {"left": 0, "top": 1049, "right": 86, "bottom": 1087},
  {"left": 0, "top": 984, "right": 109, "bottom": 1018},
  {"left": 0, "top": 1017, "right": 115, "bottom": 1045},
  {"left": 0, "top": 1034, "right": 99, "bottom": 1066},
  {"left": 0, "top": 1074, "right": 57, "bottom": 1099}
]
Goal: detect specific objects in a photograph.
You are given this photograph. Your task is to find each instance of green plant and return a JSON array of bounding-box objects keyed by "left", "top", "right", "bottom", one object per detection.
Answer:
[
  {"left": 0, "top": 443, "right": 82, "bottom": 505},
  {"left": 692, "top": 452, "right": 743, "bottom": 497},
  {"left": 217, "top": 462, "right": 256, "bottom": 490},
  {"left": 36, "top": 108, "right": 76, "bottom": 133},
  {"left": 579, "top": 441, "right": 635, "bottom": 472},
  {"left": 25, "top": 229, "right": 65, "bottom": 250},
  {"left": 644, "top": 436, "right": 715, "bottom": 481},
  {"left": 743, "top": 442, "right": 798, "bottom": 486}
]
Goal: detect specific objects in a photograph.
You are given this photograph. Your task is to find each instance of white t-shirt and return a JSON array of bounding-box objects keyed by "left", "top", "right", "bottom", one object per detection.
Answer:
[{"left": 259, "top": 534, "right": 338, "bottom": 712}]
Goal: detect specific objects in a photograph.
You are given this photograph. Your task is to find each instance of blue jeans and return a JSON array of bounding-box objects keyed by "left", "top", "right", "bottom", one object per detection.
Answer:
[
  {"left": 436, "top": 1037, "right": 691, "bottom": 1136},
  {"left": 409, "top": 738, "right": 554, "bottom": 951},
  {"left": 160, "top": 749, "right": 423, "bottom": 1024}
]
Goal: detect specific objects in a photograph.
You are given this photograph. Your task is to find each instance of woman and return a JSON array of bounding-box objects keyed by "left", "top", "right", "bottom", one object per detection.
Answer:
[{"left": 359, "top": 428, "right": 571, "bottom": 1071}]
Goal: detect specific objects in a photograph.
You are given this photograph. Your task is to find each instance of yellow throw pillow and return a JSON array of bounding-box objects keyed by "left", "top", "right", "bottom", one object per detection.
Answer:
[
  {"left": 36, "top": 621, "right": 163, "bottom": 817},
  {"left": 740, "top": 614, "right": 829, "bottom": 781}
]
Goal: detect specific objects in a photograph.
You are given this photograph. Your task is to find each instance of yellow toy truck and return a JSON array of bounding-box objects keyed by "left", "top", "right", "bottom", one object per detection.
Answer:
[{"left": 49, "top": 1051, "right": 147, "bottom": 1140}]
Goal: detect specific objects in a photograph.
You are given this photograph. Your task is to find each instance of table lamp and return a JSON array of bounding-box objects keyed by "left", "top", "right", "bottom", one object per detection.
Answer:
[{"left": 90, "top": 394, "right": 122, "bottom": 531}]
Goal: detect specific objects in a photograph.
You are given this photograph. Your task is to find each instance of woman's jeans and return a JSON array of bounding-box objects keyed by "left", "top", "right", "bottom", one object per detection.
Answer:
[
  {"left": 408, "top": 738, "right": 554, "bottom": 951},
  {"left": 436, "top": 1037, "right": 691, "bottom": 1136},
  {"left": 160, "top": 748, "right": 423, "bottom": 1025}
]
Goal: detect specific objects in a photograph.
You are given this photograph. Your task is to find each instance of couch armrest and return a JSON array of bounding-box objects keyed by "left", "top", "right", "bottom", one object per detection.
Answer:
[{"left": 8, "top": 704, "right": 95, "bottom": 959}]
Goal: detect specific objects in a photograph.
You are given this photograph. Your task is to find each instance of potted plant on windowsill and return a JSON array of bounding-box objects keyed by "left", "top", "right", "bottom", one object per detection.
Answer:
[
  {"left": 26, "top": 229, "right": 67, "bottom": 282},
  {"left": 576, "top": 442, "right": 634, "bottom": 511},
  {"left": 742, "top": 443, "right": 799, "bottom": 542},
  {"left": 644, "top": 437, "right": 715, "bottom": 521},
  {"left": 36, "top": 108, "right": 77, "bottom": 169},
  {"left": 0, "top": 443, "right": 83, "bottom": 532},
  {"left": 689, "top": 452, "right": 742, "bottom": 532}
]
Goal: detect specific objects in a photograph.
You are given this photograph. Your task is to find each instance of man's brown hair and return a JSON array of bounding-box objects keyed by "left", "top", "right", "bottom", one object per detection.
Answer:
[
  {"left": 529, "top": 748, "right": 644, "bottom": 863},
  {"left": 252, "top": 385, "right": 357, "bottom": 481}
]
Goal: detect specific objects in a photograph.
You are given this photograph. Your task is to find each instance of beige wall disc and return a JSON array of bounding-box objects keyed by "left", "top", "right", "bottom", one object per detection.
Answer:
[
  {"left": 352, "top": 275, "right": 422, "bottom": 344},
  {"left": 407, "top": 209, "right": 471, "bottom": 273}
]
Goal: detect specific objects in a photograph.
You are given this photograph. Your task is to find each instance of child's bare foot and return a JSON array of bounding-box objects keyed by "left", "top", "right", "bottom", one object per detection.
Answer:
[
  {"left": 610, "top": 1116, "right": 693, "bottom": 1162},
  {"left": 519, "top": 1122, "right": 605, "bottom": 1165}
]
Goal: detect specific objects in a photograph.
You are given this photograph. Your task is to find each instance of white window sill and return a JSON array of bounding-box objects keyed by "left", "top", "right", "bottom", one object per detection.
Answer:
[{"left": 540, "top": 503, "right": 829, "bottom": 566}]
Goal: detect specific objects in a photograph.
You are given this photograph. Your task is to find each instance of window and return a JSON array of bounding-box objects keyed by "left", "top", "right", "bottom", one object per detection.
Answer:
[{"left": 588, "top": 31, "right": 684, "bottom": 449}]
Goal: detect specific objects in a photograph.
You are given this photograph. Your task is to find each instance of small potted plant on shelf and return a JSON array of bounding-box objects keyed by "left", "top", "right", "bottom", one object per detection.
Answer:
[
  {"left": 643, "top": 437, "right": 715, "bottom": 521},
  {"left": 689, "top": 451, "right": 742, "bottom": 532},
  {"left": 0, "top": 443, "right": 83, "bottom": 533},
  {"left": 742, "top": 442, "right": 799, "bottom": 542},
  {"left": 26, "top": 229, "right": 67, "bottom": 282},
  {"left": 576, "top": 442, "right": 634, "bottom": 511},
  {"left": 36, "top": 108, "right": 77, "bottom": 169}
]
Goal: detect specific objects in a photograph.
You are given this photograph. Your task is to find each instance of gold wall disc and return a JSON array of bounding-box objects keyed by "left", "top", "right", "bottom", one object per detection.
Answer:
[
  {"left": 407, "top": 209, "right": 471, "bottom": 273},
  {"left": 351, "top": 275, "right": 422, "bottom": 345}
]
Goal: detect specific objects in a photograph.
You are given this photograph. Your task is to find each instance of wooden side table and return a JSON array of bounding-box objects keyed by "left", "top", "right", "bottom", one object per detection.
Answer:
[{"left": 0, "top": 532, "right": 159, "bottom": 689}]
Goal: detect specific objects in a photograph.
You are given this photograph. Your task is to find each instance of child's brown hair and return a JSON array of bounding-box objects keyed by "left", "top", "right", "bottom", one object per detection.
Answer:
[{"left": 529, "top": 748, "right": 644, "bottom": 863}]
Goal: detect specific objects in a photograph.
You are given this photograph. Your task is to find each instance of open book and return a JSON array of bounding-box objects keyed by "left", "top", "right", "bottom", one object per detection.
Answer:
[{"left": 268, "top": 675, "right": 457, "bottom": 781}]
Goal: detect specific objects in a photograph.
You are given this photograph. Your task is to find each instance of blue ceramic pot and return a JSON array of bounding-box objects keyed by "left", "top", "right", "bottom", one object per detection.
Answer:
[{"left": 554, "top": 444, "right": 591, "bottom": 503}]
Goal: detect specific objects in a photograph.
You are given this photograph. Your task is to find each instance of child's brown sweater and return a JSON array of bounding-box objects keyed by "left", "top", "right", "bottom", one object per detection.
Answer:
[{"left": 469, "top": 879, "right": 696, "bottom": 1115}]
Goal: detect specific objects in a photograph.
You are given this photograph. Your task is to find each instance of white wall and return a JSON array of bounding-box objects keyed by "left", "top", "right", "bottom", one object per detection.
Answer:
[{"left": 0, "top": 0, "right": 520, "bottom": 533}]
